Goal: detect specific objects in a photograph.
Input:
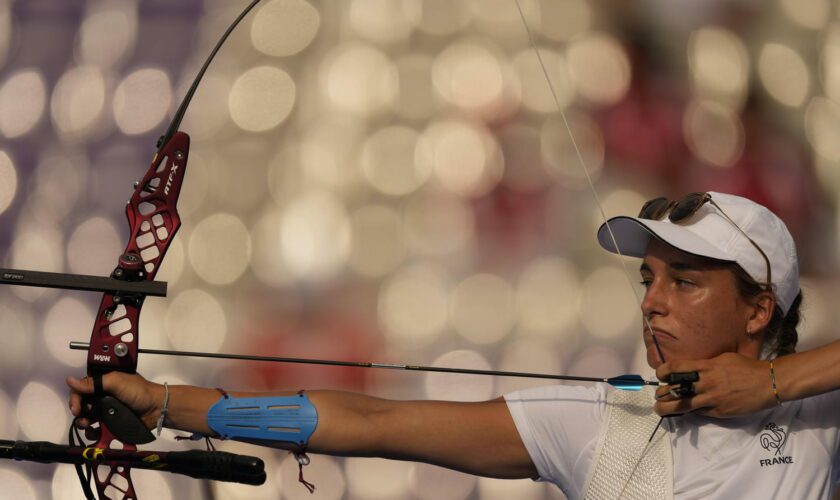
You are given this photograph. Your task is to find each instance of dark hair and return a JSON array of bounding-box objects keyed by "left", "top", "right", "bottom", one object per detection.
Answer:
[{"left": 728, "top": 264, "right": 802, "bottom": 357}]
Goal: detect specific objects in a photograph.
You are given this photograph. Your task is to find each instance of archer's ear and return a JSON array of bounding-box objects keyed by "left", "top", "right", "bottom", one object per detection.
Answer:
[{"left": 746, "top": 291, "right": 776, "bottom": 334}]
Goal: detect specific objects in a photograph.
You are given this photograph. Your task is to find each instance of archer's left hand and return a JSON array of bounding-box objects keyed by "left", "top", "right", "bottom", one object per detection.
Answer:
[{"left": 654, "top": 352, "right": 777, "bottom": 418}]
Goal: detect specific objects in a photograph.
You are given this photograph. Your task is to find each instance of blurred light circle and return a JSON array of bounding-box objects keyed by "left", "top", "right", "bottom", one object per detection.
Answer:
[
  {"left": 0, "top": 468, "right": 35, "bottom": 500},
  {"left": 18, "top": 381, "right": 68, "bottom": 442},
  {"left": 805, "top": 96, "right": 840, "bottom": 161},
  {"left": 348, "top": 204, "right": 406, "bottom": 278},
  {"left": 409, "top": 462, "right": 476, "bottom": 500},
  {"left": 350, "top": 0, "right": 414, "bottom": 44},
  {"left": 577, "top": 266, "right": 639, "bottom": 339},
  {"left": 432, "top": 40, "right": 509, "bottom": 110},
  {"left": 229, "top": 65, "right": 296, "bottom": 132},
  {"left": 378, "top": 263, "right": 450, "bottom": 347},
  {"left": 395, "top": 54, "right": 438, "bottom": 120},
  {"left": 540, "top": 0, "right": 592, "bottom": 42},
  {"left": 516, "top": 257, "right": 580, "bottom": 336},
  {"left": 417, "top": 119, "right": 504, "bottom": 197},
  {"left": 0, "top": 150, "right": 17, "bottom": 215},
  {"left": 345, "top": 458, "right": 411, "bottom": 499},
  {"left": 778, "top": 0, "right": 829, "bottom": 30},
  {"left": 597, "top": 189, "right": 647, "bottom": 234},
  {"left": 114, "top": 68, "right": 172, "bottom": 135},
  {"left": 513, "top": 48, "right": 575, "bottom": 114},
  {"left": 451, "top": 274, "right": 515, "bottom": 344},
  {"left": 281, "top": 191, "right": 352, "bottom": 281},
  {"left": 206, "top": 139, "right": 271, "bottom": 212},
  {"left": 541, "top": 112, "right": 604, "bottom": 186},
  {"left": 687, "top": 27, "right": 749, "bottom": 104},
  {"left": 361, "top": 125, "right": 431, "bottom": 196},
  {"left": 796, "top": 278, "right": 832, "bottom": 348},
  {"left": 30, "top": 153, "right": 87, "bottom": 223},
  {"left": 43, "top": 297, "right": 93, "bottom": 367},
  {"left": 0, "top": 389, "right": 17, "bottom": 441},
  {"left": 156, "top": 237, "right": 185, "bottom": 284},
  {"left": 684, "top": 99, "right": 744, "bottom": 168},
  {"left": 0, "top": 303, "right": 33, "bottom": 379},
  {"left": 189, "top": 213, "right": 252, "bottom": 285},
  {"left": 165, "top": 289, "right": 227, "bottom": 352},
  {"left": 403, "top": 193, "right": 475, "bottom": 257},
  {"left": 567, "top": 32, "right": 631, "bottom": 105},
  {"left": 77, "top": 2, "right": 138, "bottom": 68},
  {"left": 496, "top": 337, "right": 565, "bottom": 395},
  {"left": 293, "top": 118, "right": 367, "bottom": 192},
  {"left": 67, "top": 215, "right": 121, "bottom": 275},
  {"left": 252, "top": 0, "right": 320, "bottom": 57},
  {"left": 821, "top": 25, "right": 840, "bottom": 103},
  {"left": 758, "top": 43, "right": 809, "bottom": 107},
  {"left": 11, "top": 225, "right": 63, "bottom": 275},
  {"left": 425, "top": 350, "right": 494, "bottom": 401},
  {"left": 565, "top": 346, "right": 626, "bottom": 379},
  {"left": 177, "top": 150, "right": 209, "bottom": 216},
  {"left": 321, "top": 42, "right": 398, "bottom": 116},
  {"left": 250, "top": 209, "right": 294, "bottom": 287},
  {"left": 179, "top": 75, "right": 232, "bottom": 140},
  {"left": 0, "top": 69, "right": 47, "bottom": 138},
  {"left": 406, "top": 0, "right": 471, "bottom": 36},
  {"left": 50, "top": 65, "right": 107, "bottom": 141}
]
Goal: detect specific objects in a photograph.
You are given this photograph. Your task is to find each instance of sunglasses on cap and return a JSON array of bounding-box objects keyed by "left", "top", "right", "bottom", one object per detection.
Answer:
[{"left": 638, "top": 192, "right": 772, "bottom": 287}]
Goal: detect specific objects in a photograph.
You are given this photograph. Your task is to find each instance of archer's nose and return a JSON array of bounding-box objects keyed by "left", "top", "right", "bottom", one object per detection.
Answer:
[{"left": 640, "top": 280, "right": 667, "bottom": 320}]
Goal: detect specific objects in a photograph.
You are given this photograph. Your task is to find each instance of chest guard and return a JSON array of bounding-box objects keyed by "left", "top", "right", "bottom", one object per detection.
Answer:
[{"left": 582, "top": 386, "right": 673, "bottom": 500}]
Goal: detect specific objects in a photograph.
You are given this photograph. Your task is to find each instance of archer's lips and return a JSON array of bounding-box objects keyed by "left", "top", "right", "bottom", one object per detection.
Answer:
[{"left": 644, "top": 328, "right": 676, "bottom": 342}]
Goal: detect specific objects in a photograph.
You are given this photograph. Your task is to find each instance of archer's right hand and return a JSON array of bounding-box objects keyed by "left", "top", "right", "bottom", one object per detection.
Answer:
[{"left": 67, "top": 372, "right": 163, "bottom": 432}]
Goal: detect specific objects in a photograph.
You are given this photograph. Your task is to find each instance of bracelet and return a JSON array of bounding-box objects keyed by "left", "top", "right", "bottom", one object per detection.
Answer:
[
  {"left": 769, "top": 361, "right": 782, "bottom": 406},
  {"left": 155, "top": 382, "right": 170, "bottom": 436}
]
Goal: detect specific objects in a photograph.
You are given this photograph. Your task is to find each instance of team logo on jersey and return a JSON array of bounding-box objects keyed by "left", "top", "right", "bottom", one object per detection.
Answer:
[{"left": 759, "top": 422, "right": 793, "bottom": 467}]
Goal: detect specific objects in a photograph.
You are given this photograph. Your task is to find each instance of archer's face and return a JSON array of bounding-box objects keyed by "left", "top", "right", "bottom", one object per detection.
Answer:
[{"left": 639, "top": 239, "right": 755, "bottom": 368}]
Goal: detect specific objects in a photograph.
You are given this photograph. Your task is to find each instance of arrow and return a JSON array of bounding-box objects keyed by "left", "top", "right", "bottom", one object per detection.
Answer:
[{"left": 70, "top": 342, "right": 657, "bottom": 390}]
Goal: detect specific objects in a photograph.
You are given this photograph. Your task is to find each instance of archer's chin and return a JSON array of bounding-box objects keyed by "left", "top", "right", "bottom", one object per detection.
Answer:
[{"left": 645, "top": 344, "right": 667, "bottom": 369}]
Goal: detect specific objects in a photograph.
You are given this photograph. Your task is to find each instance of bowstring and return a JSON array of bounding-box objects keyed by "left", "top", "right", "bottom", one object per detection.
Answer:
[
  {"left": 511, "top": 1, "right": 664, "bottom": 364},
  {"left": 512, "top": 1, "right": 668, "bottom": 496}
]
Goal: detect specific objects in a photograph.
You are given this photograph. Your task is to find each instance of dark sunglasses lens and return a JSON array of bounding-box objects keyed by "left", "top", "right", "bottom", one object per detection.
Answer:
[
  {"left": 669, "top": 193, "right": 707, "bottom": 222},
  {"left": 639, "top": 197, "right": 670, "bottom": 219}
]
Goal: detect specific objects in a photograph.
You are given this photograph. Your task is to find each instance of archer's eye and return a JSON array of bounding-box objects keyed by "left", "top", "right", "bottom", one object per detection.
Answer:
[{"left": 639, "top": 279, "right": 652, "bottom": 288}]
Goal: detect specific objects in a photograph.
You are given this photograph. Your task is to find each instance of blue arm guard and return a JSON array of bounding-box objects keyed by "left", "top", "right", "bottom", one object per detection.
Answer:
[{"left": 207, "top": 392, "right": 318, "bottom": 447}]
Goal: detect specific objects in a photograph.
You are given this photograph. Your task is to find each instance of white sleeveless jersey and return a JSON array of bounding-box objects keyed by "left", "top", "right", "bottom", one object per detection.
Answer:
[{"left": 505, "top": 383, "right": 840, "bottom": 499}]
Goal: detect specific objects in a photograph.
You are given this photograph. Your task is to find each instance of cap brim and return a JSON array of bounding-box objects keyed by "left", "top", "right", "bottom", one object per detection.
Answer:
[{"left": 597, "top": 216, "right": 734, "bottom": 262}]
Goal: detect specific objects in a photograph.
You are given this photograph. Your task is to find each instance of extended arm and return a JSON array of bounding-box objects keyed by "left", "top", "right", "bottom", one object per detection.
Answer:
[{"left": 67, "top": 374, "right": 537, "bottom": 480}]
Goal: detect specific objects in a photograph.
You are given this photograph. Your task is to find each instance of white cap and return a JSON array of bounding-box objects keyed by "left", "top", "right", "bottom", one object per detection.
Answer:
[{"left": 596, "top": 192, "right": 800, "bottom": 314}]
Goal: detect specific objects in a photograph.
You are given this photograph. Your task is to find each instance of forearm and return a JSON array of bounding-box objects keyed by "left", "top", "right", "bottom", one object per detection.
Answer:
[
  {"left": 775, "top": 340, "right": 840, "bottom": 401},
  {"left": 155, "top": 384, "right": 388, "bottom": 455},
  {"left": 142, "top": 384, "right": 532, "bottom": 478}
]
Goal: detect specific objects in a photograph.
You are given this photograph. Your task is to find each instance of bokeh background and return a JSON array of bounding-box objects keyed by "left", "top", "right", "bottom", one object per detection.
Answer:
[{"left": 0, "top": 0, "right": 838, "bottom": 498}]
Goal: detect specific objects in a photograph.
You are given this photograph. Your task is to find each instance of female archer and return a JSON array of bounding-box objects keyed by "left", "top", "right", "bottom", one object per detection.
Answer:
[{"left": 69, "top": 192, "right": 840, "bottom": 499}]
